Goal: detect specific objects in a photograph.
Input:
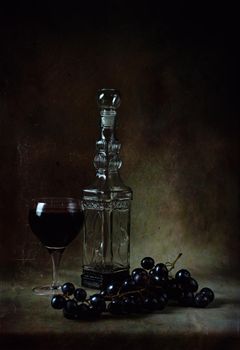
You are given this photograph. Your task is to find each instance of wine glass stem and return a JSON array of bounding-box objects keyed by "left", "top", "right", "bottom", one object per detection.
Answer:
[{"left": 50, "top": 249, "right": 64, "bottom": 289}]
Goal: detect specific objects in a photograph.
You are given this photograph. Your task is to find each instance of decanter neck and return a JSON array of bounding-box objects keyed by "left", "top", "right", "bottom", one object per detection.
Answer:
[
  {"left": 93, "top": 89, "right": 122, "bottom": 179},
  {"left": 94, "top": 117, "right": 122, "bottom": 178},
  {"left": 100, "top": 111, "right": 116, "bottom": 143}
]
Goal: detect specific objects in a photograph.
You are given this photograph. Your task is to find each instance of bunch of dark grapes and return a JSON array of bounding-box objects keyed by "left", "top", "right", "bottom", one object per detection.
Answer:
[
  {"left": 51, "top": 254, "right": 214, "bottom": 320},
  {"left": 51, "top": 282, "right": 106, "bottom": 320}
]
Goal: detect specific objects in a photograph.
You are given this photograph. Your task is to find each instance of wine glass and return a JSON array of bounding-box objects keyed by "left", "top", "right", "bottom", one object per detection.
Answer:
[{"left": 28, "top": 197, "right": 84, "bottom": 295}]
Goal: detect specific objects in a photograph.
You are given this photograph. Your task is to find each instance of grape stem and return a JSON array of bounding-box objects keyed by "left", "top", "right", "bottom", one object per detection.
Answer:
[
  {"left": 107, "top": 288, "right": 146, "bottom": 301},
  {"left": 104, "top": 285, "right": 164, "bottom": 301},
  {"left": 166, "top": 253, "right": 182, "bottom": 272}
]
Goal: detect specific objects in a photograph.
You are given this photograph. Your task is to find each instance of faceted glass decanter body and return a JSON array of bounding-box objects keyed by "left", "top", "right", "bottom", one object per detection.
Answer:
[{"left": 81, "top": 89, "right": 132, "bottom": 289}]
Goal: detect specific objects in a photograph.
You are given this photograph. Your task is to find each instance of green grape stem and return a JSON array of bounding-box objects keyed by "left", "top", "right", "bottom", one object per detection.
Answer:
[{"left": 166, "top": 253, "right": 183, "bottom": 272}]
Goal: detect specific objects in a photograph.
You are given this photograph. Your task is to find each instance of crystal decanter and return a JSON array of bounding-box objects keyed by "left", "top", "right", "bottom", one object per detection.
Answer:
[{"left": 81, "top": 89, "right": 133, "bottom": 289}]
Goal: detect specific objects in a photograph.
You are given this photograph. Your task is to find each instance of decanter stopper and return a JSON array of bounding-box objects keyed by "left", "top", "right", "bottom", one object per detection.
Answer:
[{"left": 97, "top": 89, "right": 121, "bottom": 118}]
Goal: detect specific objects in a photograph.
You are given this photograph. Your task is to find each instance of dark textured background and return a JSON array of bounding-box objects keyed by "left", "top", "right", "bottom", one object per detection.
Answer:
[{"left": 0, "top": 2, "right": 239, "bottom": 283}]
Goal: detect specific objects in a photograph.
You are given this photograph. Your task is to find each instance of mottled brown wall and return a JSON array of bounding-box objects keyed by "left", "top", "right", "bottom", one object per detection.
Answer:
[{"left": 0, "top": 3, "right": 239, "bottom": 281}]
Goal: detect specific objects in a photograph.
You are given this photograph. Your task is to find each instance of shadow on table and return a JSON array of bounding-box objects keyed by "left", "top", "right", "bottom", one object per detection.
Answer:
[{"left": 208, "top": 297, "right": 240, "bottom": 309}]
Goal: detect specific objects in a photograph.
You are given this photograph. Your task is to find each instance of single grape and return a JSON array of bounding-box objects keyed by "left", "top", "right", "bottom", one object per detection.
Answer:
[
  {"left": 105, "top": 281, "right": 121, "bottom": 296},
  {"left": 183, "top": 277, "right": 198, "bottom": 293},
  {"left": 121, "top": 296, "right": 136, "bottom": 314},
  {"left": 132, "top": 268, "right": 146, "bottom": 278},
  {"left": 158, "top": 290, "right": 168, "bottom": 304},
  {"left": 178, "top": 291, "right": 194, "bottom": 307},
  {"left": 156, "top": 294, "right": 167, "bottom": 310},
  {"left": 88, "top": 305, "right": 102, "bottom": 317},
  {"left": 51, "top": 295, "right": 66, "bottom": 309},
  {"left": 63, "top": 309, "right": 78, "bottom": 320},
  {"left": 89, "top": 294, "right": 106, "bottom": 313},
  {"left": 108, "top": 299, "right": 122, "bottom": 315},
  {"left": 61, "top": 282, "right": 75, "bottom": 296},
  {"left": 141, "top": 257, "right": 155, "bottom": 270},
  {"left": 129, "top": 294, "right": 143, "bottom": 313},
  {"left": 74, "top": 288, "right": 87, "bottom": 302},
  {"left": 143, "top": 296, "right": 159, "bottom": 311},
  {"left": 150, "top": 273, "right": 168, "bottom": 288},
  {"left": 63, "top": 299, "right": 78, "bottom": 314},
  {"left": 154, "top": 263, "right": 168, "bottom": 277},
  {"left": 132, "top": 268, "right": 149, "bottom": 287},
  {"left": 151, "top": 297, "right": 160, "bottom": 311},
  {"left": 167, "top": 278, "right": 183, "bottom": 300},
  {"left": 199, "top": 287, "right": 214, "bottom": 303},
  {"left": 77, "top": 303, "right": 91, "bottom": 319},
  {"left": 152, "top": 284, "right": 164, "bottom": 294},
  {"left": 194, "top": 293, "right": 210, "bottom": 308},
  {"left": 175, "top": 269, "right": 191, "bottom": 283},
  {"left": 120, "top": 277, "right": 137, "bottom": 293}
]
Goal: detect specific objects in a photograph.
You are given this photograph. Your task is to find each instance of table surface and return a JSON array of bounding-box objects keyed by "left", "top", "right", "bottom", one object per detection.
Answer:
[{"left": 0, "top": 274, "right": 239, "bottom": 350}]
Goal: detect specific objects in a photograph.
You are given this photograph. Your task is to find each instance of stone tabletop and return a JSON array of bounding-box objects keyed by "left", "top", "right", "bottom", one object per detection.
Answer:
[{"left": 0, "top": 275, "right": 239, "bottom": 350}]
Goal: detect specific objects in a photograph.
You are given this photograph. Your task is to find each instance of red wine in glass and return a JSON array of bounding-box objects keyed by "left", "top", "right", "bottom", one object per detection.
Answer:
[{"left": 29, "top": 198, "right": 84, "bottom": 295}]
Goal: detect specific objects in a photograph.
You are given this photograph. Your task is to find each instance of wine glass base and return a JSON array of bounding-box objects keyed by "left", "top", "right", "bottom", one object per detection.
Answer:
[{"left": 32, "top": 285, "right": 62, "bottom": 296}]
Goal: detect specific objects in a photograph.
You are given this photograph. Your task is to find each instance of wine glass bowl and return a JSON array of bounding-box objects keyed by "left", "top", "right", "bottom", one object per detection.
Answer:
[{"left": 29, "top": 197, "right": 84, "bottom": 295}]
